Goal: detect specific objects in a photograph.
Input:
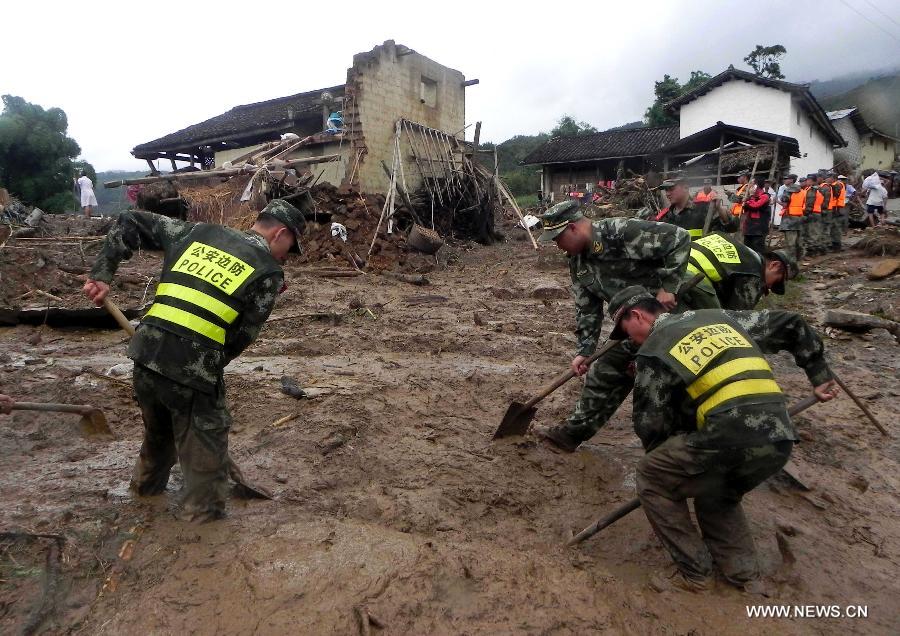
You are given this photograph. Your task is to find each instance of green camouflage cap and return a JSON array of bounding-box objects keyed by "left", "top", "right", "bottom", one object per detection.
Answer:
[
  {"left": 261, "top": 197, "right": 309, "bottom": 253},
  {"left": 538, "top": 200, "right": 584, "bottom": 242},
  {"left": 765, "top": 249, "right": 798, "bottom": 295},
  {"left": 654, "top": 178, "right": 684, "bottom": 190},
  {"left": 608, "top": 285, "right": 656, "bottom": 340}
]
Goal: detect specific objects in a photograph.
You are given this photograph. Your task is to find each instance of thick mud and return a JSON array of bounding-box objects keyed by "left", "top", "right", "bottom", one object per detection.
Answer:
[{"left": 1, "top": 223, "right": 898, "bottom": 634}]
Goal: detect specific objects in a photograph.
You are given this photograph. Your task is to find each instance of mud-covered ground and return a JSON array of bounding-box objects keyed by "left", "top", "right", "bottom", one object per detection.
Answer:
[{"left": 0, "top": 217, "right": 898, "bottom": 635}]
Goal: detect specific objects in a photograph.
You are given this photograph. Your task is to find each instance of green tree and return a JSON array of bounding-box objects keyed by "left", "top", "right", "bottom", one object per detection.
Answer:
[
  {"left": 644, "top": 74, "right": 684, "bottom": 126},
  {"left": 644, "top": 71, "right": 712, "bottom": 126},
  {"left": 0, "top": 95, "right": 82, "bottom": 211},
  {"left": 744, "top": 44, "right": 787, "bottom": 80},
  {"left": 551, "top": 115, "right": 598, "bottom": 137}
]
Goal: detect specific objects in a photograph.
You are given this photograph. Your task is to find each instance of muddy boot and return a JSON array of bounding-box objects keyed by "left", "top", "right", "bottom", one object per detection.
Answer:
[
  {"left": 740, "top": 577, "right": 773, "bottom": 598},
  {"left": 649, "top": 568, "right": 711, "bottom": 593},
  {"left": 531, "top": 424, "right": 579, "bottom": 453}
]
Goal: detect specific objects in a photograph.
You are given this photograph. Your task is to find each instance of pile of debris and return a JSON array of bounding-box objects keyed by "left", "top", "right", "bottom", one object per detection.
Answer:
[
  {"left": 104, "top": 137, "right": 338, "bottom": 226},
  {"left": 576, "top": 176, "right": 662, "bottom": 219},
  {"left": 854, "top": 225, "right": 900, "bottom": 256}
]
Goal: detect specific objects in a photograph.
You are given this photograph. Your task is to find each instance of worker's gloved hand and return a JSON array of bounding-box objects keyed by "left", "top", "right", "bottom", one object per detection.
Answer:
[
  {"left": 814, "top": 379, "right": 840, "bottom": 402},
  {"left": 571, "top": 355, "right": 590, "bottom": 377},
  {"left": 655, "top": 289, "right": 677, "bottom": 311},
  {"left": 0, "top": 394, "right": 14, "bottom": 415},
  {"left": 83, "top": 279, "right": 110, "bottom": 307}
]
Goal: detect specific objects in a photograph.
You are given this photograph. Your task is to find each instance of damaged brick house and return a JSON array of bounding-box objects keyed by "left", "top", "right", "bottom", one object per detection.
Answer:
[{"left": 131, "top": 41, "right": 479, "bottom": 197}]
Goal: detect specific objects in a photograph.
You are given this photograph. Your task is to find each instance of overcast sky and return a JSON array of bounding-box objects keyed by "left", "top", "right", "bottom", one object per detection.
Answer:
[{"left": 4, "top": 0, "right": 899, "bottom": 171}]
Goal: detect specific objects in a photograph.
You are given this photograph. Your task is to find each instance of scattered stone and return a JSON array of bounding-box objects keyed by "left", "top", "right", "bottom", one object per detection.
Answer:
[
  {"left": 867, "top": 258, "right": 900, "bottom": 281},
  {"left": 489, "top": 286, "right": 517, "bottom": 300},
  {"left": 530, "top": 282, "right": 569, "bottom": 300},
  {"left": 848, "top": 475, "right": 869, "bottom": 493},
  {"left": 107, "top": 362, "right": 134, "bottom": 377}
]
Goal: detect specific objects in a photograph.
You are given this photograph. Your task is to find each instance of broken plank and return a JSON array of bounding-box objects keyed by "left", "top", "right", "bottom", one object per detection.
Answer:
[{"left": 824, "top": 309, "right": 899, "bottom": 337}]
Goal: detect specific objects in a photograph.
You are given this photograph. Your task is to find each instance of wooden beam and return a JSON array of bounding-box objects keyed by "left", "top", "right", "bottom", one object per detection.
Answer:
[
  {"left": 146, "top": 158, "right": 158, "bottom": 175},
  {"left": 715, "top": 132, "right": 725, "bottom": 186},
  {"left": 462, "top": 79, "right": 480, "bottom": 87},
  {"left": 104, "top": 154, "right": 341, "bottom": 188},
  {"left": 768, "top": 138, "right": 781, "bottom": 181}
]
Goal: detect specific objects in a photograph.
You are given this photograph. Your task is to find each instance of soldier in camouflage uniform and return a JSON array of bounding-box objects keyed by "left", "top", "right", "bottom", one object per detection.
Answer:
[
  {"left": 677, "top": 233, "right": 798, "bottom": 311},
  {"left": 651, "top": 178, "right": 737, "bottom": 239},
  {"left": 606, "top": 286, "right": 838, "bottom": 592},
  {"left": 814, "top": 172, "right": 833, "bottom": 254},
  {"left": 84, "top": 199, "right": 308, "bottom": 521},
  {"left": 529, "top": 201, "right": 693, "bottom": 452}
]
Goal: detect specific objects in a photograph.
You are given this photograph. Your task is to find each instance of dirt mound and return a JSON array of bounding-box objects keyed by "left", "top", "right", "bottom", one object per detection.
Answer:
[{"left": 854, "top": 225, "right": 900, "bottom": 256}]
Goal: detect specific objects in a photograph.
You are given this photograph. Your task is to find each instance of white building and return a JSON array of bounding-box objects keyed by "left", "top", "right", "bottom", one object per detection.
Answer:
[
  {"left": 667, "top": 67, "right": 845, "bottom": 178},
  {"left": 828, "top": 107, "right": 899, "bottom": 173}
]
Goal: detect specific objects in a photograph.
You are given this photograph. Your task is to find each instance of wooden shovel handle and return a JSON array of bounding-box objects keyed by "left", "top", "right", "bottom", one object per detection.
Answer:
[
  {"left": 103, "top": 297, "right": 136, "bottom": 336},
  {"left": 567, "top": 392, "right": 821, "bottom": 547},
  {"left": 831, "top": 373, "right": 889, "bottom": 436},
  {"left": 524, "top": 273, "right": 707, "bottom": 411},
  {"left": 12, "top": 402, "right": 97, "bottom": 415}
]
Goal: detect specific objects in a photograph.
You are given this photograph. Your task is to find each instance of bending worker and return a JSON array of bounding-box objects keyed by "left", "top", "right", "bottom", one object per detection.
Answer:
[
  {"left": 605, "top": 285, "right": 839, "bottom": 593},
  {"left": 531, "top": 200, "right": 693, "bottom": 452},
  {"left": 83, "top": 199, "right": 308, "bottom": 522}
]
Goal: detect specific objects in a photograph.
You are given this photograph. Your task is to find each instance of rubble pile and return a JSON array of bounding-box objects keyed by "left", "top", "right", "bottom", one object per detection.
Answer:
[{"left": 854, "top": 225, "right": 900, "bottom": 256}]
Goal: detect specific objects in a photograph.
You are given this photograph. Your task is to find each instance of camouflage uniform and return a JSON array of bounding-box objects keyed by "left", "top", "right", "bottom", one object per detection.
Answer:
[
  {"left": 91, "top": 205, "right": 300, "bottom": 520},
  {"left": 558, "top": 217, "right": 692, "bottom": 445},
  {"left": 678, "top": 233, "right": 767, "bottom": 311},
  {"left": 654, "top": 198, "right": 737, "bottom": 240},
  {"left": 815, "top": 181, "right": 832, "bottom": 253},
  {"left": 829, "top": 179, "right": 848, "bottom": 249},
  {"left": 778, "top": 184, "right": 806, "bottom": 261},
  {"left": 628, "top": 305, "right": 832, "bottom": 585}
]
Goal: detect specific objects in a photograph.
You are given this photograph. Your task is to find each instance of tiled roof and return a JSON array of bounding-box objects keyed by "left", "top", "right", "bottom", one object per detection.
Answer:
[
  {"left": 133, "top": 85, "right": 345, "bottom": 156},
  {"left": 521, "top": 125, "right": 679, "bottom": 165}
]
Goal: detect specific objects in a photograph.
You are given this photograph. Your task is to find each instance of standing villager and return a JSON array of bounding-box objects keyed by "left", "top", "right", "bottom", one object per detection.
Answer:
[
  {"left": 529, "top": 201, "right": 693, "bottom": 452},
  {"left": 83, "top": 199, "right": 308, "bottom": 522},
  {"left": 605, "top": 286, "right": 839, "bottom": 593},
  {"left": 741, "top": 177, "right": 770, "bottom": 254},
  {"left": 862, "top": 170, "right": 888, "bottom": 227},
  {"left": 76, "top": 171, "right": 99, "bottom": 219},
  {"left": 773, "top": 174, "right": 796, "bottom": 230},
  {"left": 654, "top": 178, "right": 735, "bottom": 239}
]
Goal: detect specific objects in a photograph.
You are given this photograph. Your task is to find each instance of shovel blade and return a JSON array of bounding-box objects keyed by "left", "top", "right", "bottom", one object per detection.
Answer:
[
  {"left": 492, "top": 401, "right": 537, "bottom": 440},
  {"left": 78, "top": 409, "right": 114, "bottom": 439}
]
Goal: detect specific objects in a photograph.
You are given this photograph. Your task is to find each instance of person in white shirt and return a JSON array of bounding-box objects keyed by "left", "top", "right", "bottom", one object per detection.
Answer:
[
  {"left": 76, "top": 171, "right": 98, "bottom": 218},
  {"left": 773, "top": 174, "right": 796, "bottom": 228},
  {"left": 862, "top": 170, "right": 888, "bottom": 228}
]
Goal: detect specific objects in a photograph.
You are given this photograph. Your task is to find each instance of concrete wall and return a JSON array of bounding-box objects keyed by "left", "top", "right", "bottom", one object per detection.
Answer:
[
  {"left": 346, "top": 40, "right": 467, "bottom": 194},
  {"left": 678, "top": 78, "right": 833, "bottom": 178},
  {"left": 831, "top": 117, "right": 861, "bottom": 168},
  {"left": 680, "top": 79, "right": 793, "bottom": 139},
  {"left": 787, "top": 98, "right": 834, "bottom": 177},
  {"left": 860, "top": 132, "right": 896, "bottom": 171}
]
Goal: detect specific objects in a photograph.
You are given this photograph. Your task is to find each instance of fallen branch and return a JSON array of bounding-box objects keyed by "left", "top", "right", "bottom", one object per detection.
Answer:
[{"left": 383, "top": 272, "right": 429, "bottom": 286}]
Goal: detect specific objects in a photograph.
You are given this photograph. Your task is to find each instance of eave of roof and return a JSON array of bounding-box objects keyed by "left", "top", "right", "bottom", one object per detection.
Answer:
[
  {"left": 133, "top": 84, "right": 346, "bottom": 156},
  {"left": 520, "top": 125, "right": 679, "bottom": 166}
]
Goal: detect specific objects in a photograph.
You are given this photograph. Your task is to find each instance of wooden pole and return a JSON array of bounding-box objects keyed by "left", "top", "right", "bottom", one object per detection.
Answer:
[
  {"left": 402, "top": 121, "right": 436, "bottom": 207},
  {"left": 715, "top": 132, "right": 725, "bottom": 186},
  {"left": 768, "top": 139, "right": 781, "bottom": 182}
]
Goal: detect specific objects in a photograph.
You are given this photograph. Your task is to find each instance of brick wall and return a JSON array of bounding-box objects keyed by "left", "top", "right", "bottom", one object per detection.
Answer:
[{"left": 345, "top": 40, "right": 467, "bottom": 194}]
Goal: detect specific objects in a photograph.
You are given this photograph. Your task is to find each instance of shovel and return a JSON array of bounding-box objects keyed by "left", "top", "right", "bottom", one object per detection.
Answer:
[
  {"left": 10, "top": 401, "right": 114, "bottom": 438},
  {"left": 100, "top": 296, "right": 273, "bottom": 500},
  {"left": 493, "top": 273, "right": 707, "bottom": 439},
  {"left": 566, "top": 393, "right": 821, "bottom": 547}
]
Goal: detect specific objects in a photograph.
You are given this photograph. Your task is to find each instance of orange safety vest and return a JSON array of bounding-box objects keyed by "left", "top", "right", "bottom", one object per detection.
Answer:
[
  {"left": 694, "top": 190, "right": 714, "bottom": 203},
  {"left": 730, "top": 183, "right": 748, "bottom": 216},
  {"left": 811, "top": 188, "right": 824, "bottom": 213},
  {"left": 786, "top": 189, "right": 806, "bottom": 216},
  {"left": 832, "top": 181, "right": 846, "bottom": 208}
]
